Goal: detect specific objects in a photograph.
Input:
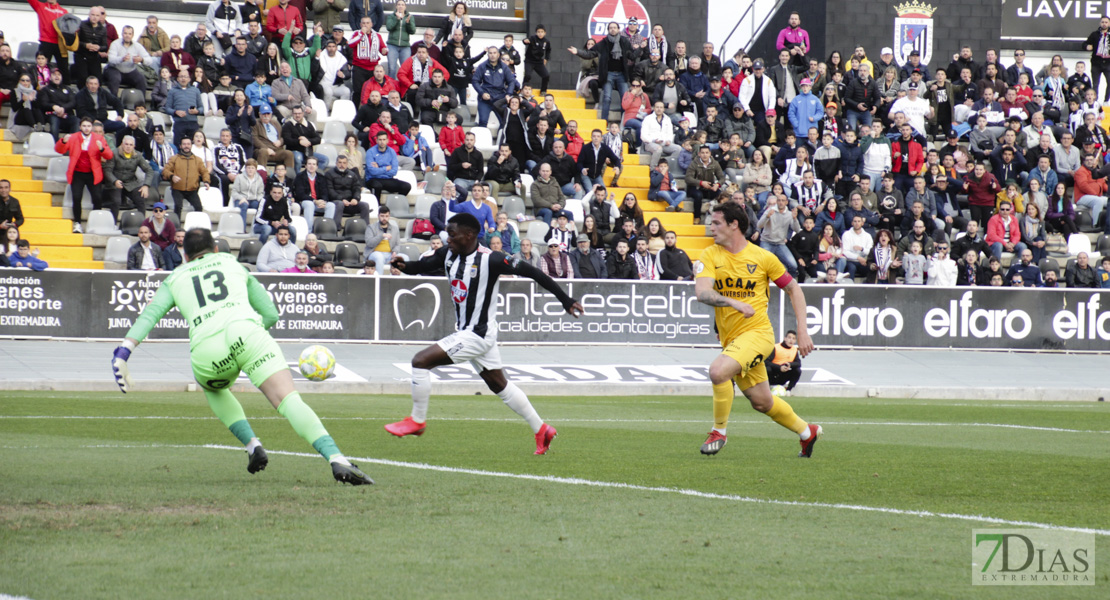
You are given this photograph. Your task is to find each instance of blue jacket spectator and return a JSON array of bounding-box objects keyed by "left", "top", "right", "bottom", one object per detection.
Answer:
[
  {"left": 449, "top": 196, "right": 495, "bottom": 239},
  {"left": 472, "top": 58, "right": 518, "bottom": 101},
  {"left": 788, "top": 88, "right": 822, "bottom": 137},
  {"left": 246, "top": 78, "right": 274, "bottom": 110},
  {"left": 1026, "top": 165, "right": 1059, "bottom": 195},
  {"left": 679, "top": 70, "right": 708, "bottom": 105},
  {"left": 8, "top": 247, "right": 48, "bottom": 271},
  {"left": 834, "top": 137, "right": 863, "bottom": 180},
  {"left": 164, "top": 81, "right": 203, "bottom": 128},
  {"left": 365, "top": 143, "right": 399, "bottom": 180},
  {"left": 162, "top": 243, "right": 184, "bottom": 271},
  {"left": 224, "top": 49, "right": 258, "bottom": 88}
]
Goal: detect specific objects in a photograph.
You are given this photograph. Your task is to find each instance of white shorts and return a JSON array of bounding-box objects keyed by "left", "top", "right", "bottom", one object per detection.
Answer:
[{"left": 436, "top": 330, "right": 503, "bottom": 372}]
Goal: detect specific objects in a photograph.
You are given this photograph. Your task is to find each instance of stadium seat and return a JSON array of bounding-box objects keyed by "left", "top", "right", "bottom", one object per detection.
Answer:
[
  {"left": 385, "top": 193, "right": 414, "bottom": 218},
  {"left": 1097, "top": 234, "right": 1110, "bottom": 254},
  {"left": 104, "top": 236, "right": 132, "bottom": 264},
  {"left": 199, "top": 187, "right": 230, "bottom": 213},
  {"left": 149, "top": 111, "right": 169, "bottom": 133},
  {"left": 328, "top": 99, "right": 357, "bottom": 123},
  {"left": 502, "top": 196, "right": 526, "bottom": 220},
  {"left": 120, "top": 89, "right": 146, "bottom": 111},
  {"left": 322, "top": 121, "right": 347, "bottom": 146},
  {"left": 289, "top": 216, "right": 309, "bottom": 246},
  {"left": 519, "top": 173, "right": 534, "bottom": 199},
  {"left": 25, "top": 132, "right": 62, "bottom": 157},
  {"left": 565, "top": 199, "right": 585, "bottom": 224},
  {"left": 237, "top": 239, "right": 262, "bottom": 264},
  {"left": 396, "top": 242, "right": 422, "bottom": 261},
  {"left": 419, "top": 124, "right": 438, "bottom": 148},
  {"left": 424, "top": 170, "right": 446, "bottom": 195},
  {"left": 86, "top": 210, "right": 122, "bottom": 235},
  {"left": 431, "top": 147, "right": 447, "bottom": 167},
  {"left": 333, "top": 242, "right": 363, "bottom": 268},
  {"left": 527, "top": 221, "right": 550, "bottom": 246},
  {"left": 216, "top": 238, "right": 231, "bottom": 253},
  {"left": 342, "top": 217, "right": 368, "bottom": 242},
  {"left": 1038, "top": 258, "right": 1059, "bottom": 276},
  {"left": 17, "top": 42, "right": 38, "bottom": 63},
  {"left": 46, "top": 156, "right": 70, "bottom": 183},
  {"left": 472, "top": 128, "right": 496, "bottom": 157},
  {"left": 1068, "top": 233, "right": 1092, "bottom": 256},
  {"left": 413, "top": 194, "right": 437, "bottom": 218},
  {"left": 183, "top": 212, "right": 213, "bottom": 232},
  {"left": 316, "top": 143, "right": 339, "bottom": 167},
  {"left": 394, "top": 169, "right": 418, "bottom": 193},
  {"left": 202, "top": 116, "right": 227, "bottom": 141},
  {"left": 312, "top": 216, "right": 342, "bottom": 241},
  {"left": 119, "top": 209, "right": 145, "bottom": 236},
  {"left": 217, "top": 213, "right": 252, "bottom": 238},
  {"left": 453, "top": 105, "right": 471, "bottom": 125},
  {"left": 310, "top": 97, "right": 329, "bottom": 123},
  {"left": 165, "top": 211, "right": 181, "bottom": 229}
]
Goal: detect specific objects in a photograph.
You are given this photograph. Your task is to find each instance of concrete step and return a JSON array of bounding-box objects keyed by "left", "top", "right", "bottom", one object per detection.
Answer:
[
  {"left": 22, "top": 205, "right": 64, "bottom": 219},
  {"left": 35, "top": 245, "right": 94, "bottom": 261},
  {"left": 19, "top": 232, "right": 84, "bottom": 246},
  {"left": 22, "top": 218, "right": 74, "bottom": 234},
  {"left": 49, "top": 259, "right": 103, "bottom": 270},
  {"left": 676, "top": 236, "right": 713, "bottom": 250}
]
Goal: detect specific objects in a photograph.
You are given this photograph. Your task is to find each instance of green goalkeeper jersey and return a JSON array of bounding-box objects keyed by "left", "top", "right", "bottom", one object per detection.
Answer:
[{"left": 125, "top": 252, "right": 281, "bottom": 347}]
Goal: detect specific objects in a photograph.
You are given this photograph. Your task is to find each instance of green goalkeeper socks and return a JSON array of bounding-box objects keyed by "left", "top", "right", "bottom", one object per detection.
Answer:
[
  {"left": 205, "top": 388, "right": 256, "bottom": 446},
  {"left": 278, "top": 391, "right": 342, "bottom": 462}
]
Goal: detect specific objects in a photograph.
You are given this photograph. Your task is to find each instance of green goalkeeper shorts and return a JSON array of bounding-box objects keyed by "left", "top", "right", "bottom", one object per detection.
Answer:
[{"left": 191, "top": 321, "right": 288, "bottom": 391}]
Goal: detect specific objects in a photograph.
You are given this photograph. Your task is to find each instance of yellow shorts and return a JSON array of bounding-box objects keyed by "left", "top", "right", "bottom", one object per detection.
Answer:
[{"left": 720, "top": 328, "right": 776, "bottom": 391}]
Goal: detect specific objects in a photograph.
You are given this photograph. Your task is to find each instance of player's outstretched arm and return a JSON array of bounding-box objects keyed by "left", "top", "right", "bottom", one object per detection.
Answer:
[
  {"left": 114, "top": 283, "right": 177, "bottom": 393},
  {"left": 783, "top": 279, "right": 814, "bottom": 357},
  {"left": 247, "top": 274, "right": 280, "bottom": 329},
  {"left": 694, "top": 277, "right": 754, "bottom": 318},
  {"left": 392, "top": 247, "right": 447, "bottom": 275},
  {"left": 505, "top": 255, "right": 583, "bottom": 317}
]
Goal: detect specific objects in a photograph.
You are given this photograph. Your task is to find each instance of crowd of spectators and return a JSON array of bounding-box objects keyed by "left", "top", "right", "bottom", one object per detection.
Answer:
[{"left": 1, "top": 3, "right": 1109, "bottom": 286}]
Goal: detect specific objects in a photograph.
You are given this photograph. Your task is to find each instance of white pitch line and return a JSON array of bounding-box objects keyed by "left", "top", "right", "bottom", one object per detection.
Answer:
[
  {"left": 6, "top": 442, "right": 1105, "bottom": 537},
  {"left": 2, "top": 415, "right": 1108, "bottom": 435}
]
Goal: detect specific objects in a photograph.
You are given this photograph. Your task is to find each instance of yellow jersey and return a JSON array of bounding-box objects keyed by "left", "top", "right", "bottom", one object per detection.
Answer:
[{"left": 695, "top": 241, "right": 791, "bottom": 346}]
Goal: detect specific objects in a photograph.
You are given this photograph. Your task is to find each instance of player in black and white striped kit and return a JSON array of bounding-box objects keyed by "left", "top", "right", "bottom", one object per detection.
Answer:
[{"left": 387, "top": 211, "right": 584, "bottom": 455}]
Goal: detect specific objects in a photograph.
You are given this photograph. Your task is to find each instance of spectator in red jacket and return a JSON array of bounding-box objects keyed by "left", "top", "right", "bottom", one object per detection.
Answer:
[
  {"left": 891, "top": 122, "right": 925, "bottom": 195},
  {"left": 437, "top": 111, "right": 466, "bottom": 156},
  {"left": 1073, "top": 153, "right": 1109, "bottom": 229},
  {"left": 563, "top": 120, "right": 584, "bottom": 161},
  {"left": 27, "top": 0, "right": 69, "bottom": 83},
  {"left": 55, "top": 117, "right": 114, "bottom": 233},
  {"left": 266, "top": 0, "right": 304, "bottom": 42},
  {"left": 985, "top": 199, "right": 1026, "bottom": 260},
  {"left": 962, "top": 162, "right": 1001, "bottom": 227},
  {"left": 396, "top": 46, "right": 448, "bottom": 105},
  {"left": 360, "top": 64, "right": 399, "bottom": 105}
]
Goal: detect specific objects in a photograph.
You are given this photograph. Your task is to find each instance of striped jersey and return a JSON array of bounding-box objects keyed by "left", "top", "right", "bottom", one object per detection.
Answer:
[{"left": 402, "top": 245, "right": 577, "bottom": 339}]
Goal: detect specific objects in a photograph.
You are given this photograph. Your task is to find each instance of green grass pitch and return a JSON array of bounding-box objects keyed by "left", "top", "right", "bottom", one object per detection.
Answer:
[{"left": 1, "top": 391, "right": 1108, "bottom": 599}]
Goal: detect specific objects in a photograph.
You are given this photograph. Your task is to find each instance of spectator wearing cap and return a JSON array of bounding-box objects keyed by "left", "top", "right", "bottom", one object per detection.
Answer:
[
  {"left": 142, "top": 202, "right": 176, "bottom": 250},
  {"left": 634, "top": 47, "right": 666, "bottom": 96},
  {"left": 539, "top": 238, "right": 575, "bottom": 279},
  {"left": 787, "top": 76, "right": 821, "bottom": 136},
  {"left": 739, "top": 59, "right": 776, "bottom": 122},
  {"left": 874, "top": 47, "right": 898, "bottom": 80},
  {"left": 568, "top": 234, "right": 606, "bottom": 279},
  {"left": 898, "top": 64, "right": 927, "bottom": 93},
  {"left": 889, "top": 81, "right": 933, "bottom": 138},
  {"left": 702, "top": 75, "right": 738, "bottom": 116},
  {"left": 252, "top": 103, "right": 295, "bottom": 169},
  {"left": 899, "top": 50, "right": 931, "bottom": 82}
]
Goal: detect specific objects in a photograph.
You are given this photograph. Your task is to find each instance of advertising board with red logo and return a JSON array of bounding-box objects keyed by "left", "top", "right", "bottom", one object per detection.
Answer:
[{"left": 587, "top": 0, "right": 652, "bottom": 42}]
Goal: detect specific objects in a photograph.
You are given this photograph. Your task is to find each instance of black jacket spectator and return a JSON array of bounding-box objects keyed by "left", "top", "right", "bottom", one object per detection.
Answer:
[
  {"left": 528, "top": 131, "right": 555, "bottom": 164},
  {"left": 651, "top": 80, "right": 691, "bottom": 110},
  {"left": 0, "top": 195, "right": 24, "bottom": 228},
  {"left": 568, "top": 247, "right": 607, "bottom": 279},
  {"left": 844, "top": 76, "right": 880, "bottom": 111},
  {"left": 282, "top": 119, "right": 321, "bottom": 156},
  {"left": 37, "top": 81, "right": 75, "bottom": 116},
  {"left": 127, "top": 241, "right": 167, "bottom": 270},
  {"left": 485, "top": 154, "right": 520, "bottom": 185},
  {"left": 579, "top": 34, "right": 633, "bottom": 81},
  {"left": 588, "top": 198, "right": 615, "bottom": 237},
  {"left": 74, "top": 87, "right": 125, "bottom": 123},
  {"left": 658, "top": 245, "right": 693, "bottom": 279},
  {"left": 447, "top": 145, "right": 484, "bottom": 181},
  {"left": 543, "top": 151, "right": 578, "bottom": 187},
  {"left": 1066, "top": 262, "right": 1099, "bottom": 287},
  {"left": 326, "top": 167, "right": 362, "bottom": 201},
  {"left": 293, "top": 171, "right": 330, "bottom": 203},
  {"left": 606, "top": 251, "right": 637, "bottom": 279},
  {"left": 577, "top": 143, "right": 622, "bottom": 179}
]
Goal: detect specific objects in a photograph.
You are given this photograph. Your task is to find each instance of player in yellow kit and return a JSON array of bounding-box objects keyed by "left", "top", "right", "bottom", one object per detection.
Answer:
[{"left": 694, "top": 202, "right": 822, "bottom": 457}]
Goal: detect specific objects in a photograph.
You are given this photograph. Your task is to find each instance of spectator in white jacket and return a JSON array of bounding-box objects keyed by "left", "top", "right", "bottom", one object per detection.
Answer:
[
  {"left": 840, "top": 214, "right": 874, "bottom": 279},
  {"left": 206, "top": 0, "right": 243, "bottom": 51},
  {"left": 229, "top": 158, "right": 265, "bottom": 232},
  {"left": 738, "top": 60, "right": 777, "bottom": 121},
  {"left": 104, "top": 26, "right": 156, "bottom": 96},
  {"left": 927, "top": 241, "right": 958, "bottom": 285},
  {"left": 640, "top": 101, "right": 681, "bottom": 167},
  {"left": 317, "top": 39, "right": 351, "bottom": 109},
  {"left": 859, "top": 123, "right": 892, "bottom": 192}
]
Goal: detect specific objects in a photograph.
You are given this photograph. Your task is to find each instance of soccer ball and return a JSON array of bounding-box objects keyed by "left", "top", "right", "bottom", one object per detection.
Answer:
[
  {"left": 298, "top": 345, "right": 336, "bottom": 382},
  {"left": 771, "top": 384, "right": 787, "bottom": 397}
]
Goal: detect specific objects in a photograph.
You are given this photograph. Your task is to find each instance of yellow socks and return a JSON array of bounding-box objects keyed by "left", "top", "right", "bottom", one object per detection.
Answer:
[
  {"left": 712, "top": 381, "right": 734, "bottom": 432},
  {"left": 765, "top": 395, "right": 808, "bottom": 435}
]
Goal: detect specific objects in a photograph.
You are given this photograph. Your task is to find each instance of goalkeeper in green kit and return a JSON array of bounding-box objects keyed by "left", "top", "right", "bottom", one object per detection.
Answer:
[{"left": 111, "top": 228, "right": 373, "bottom": 485}]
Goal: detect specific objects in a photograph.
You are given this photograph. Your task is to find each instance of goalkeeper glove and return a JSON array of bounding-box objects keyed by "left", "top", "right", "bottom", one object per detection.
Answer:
[{"left": 111, "top": 343, "right": 134, "bottom": 393}]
